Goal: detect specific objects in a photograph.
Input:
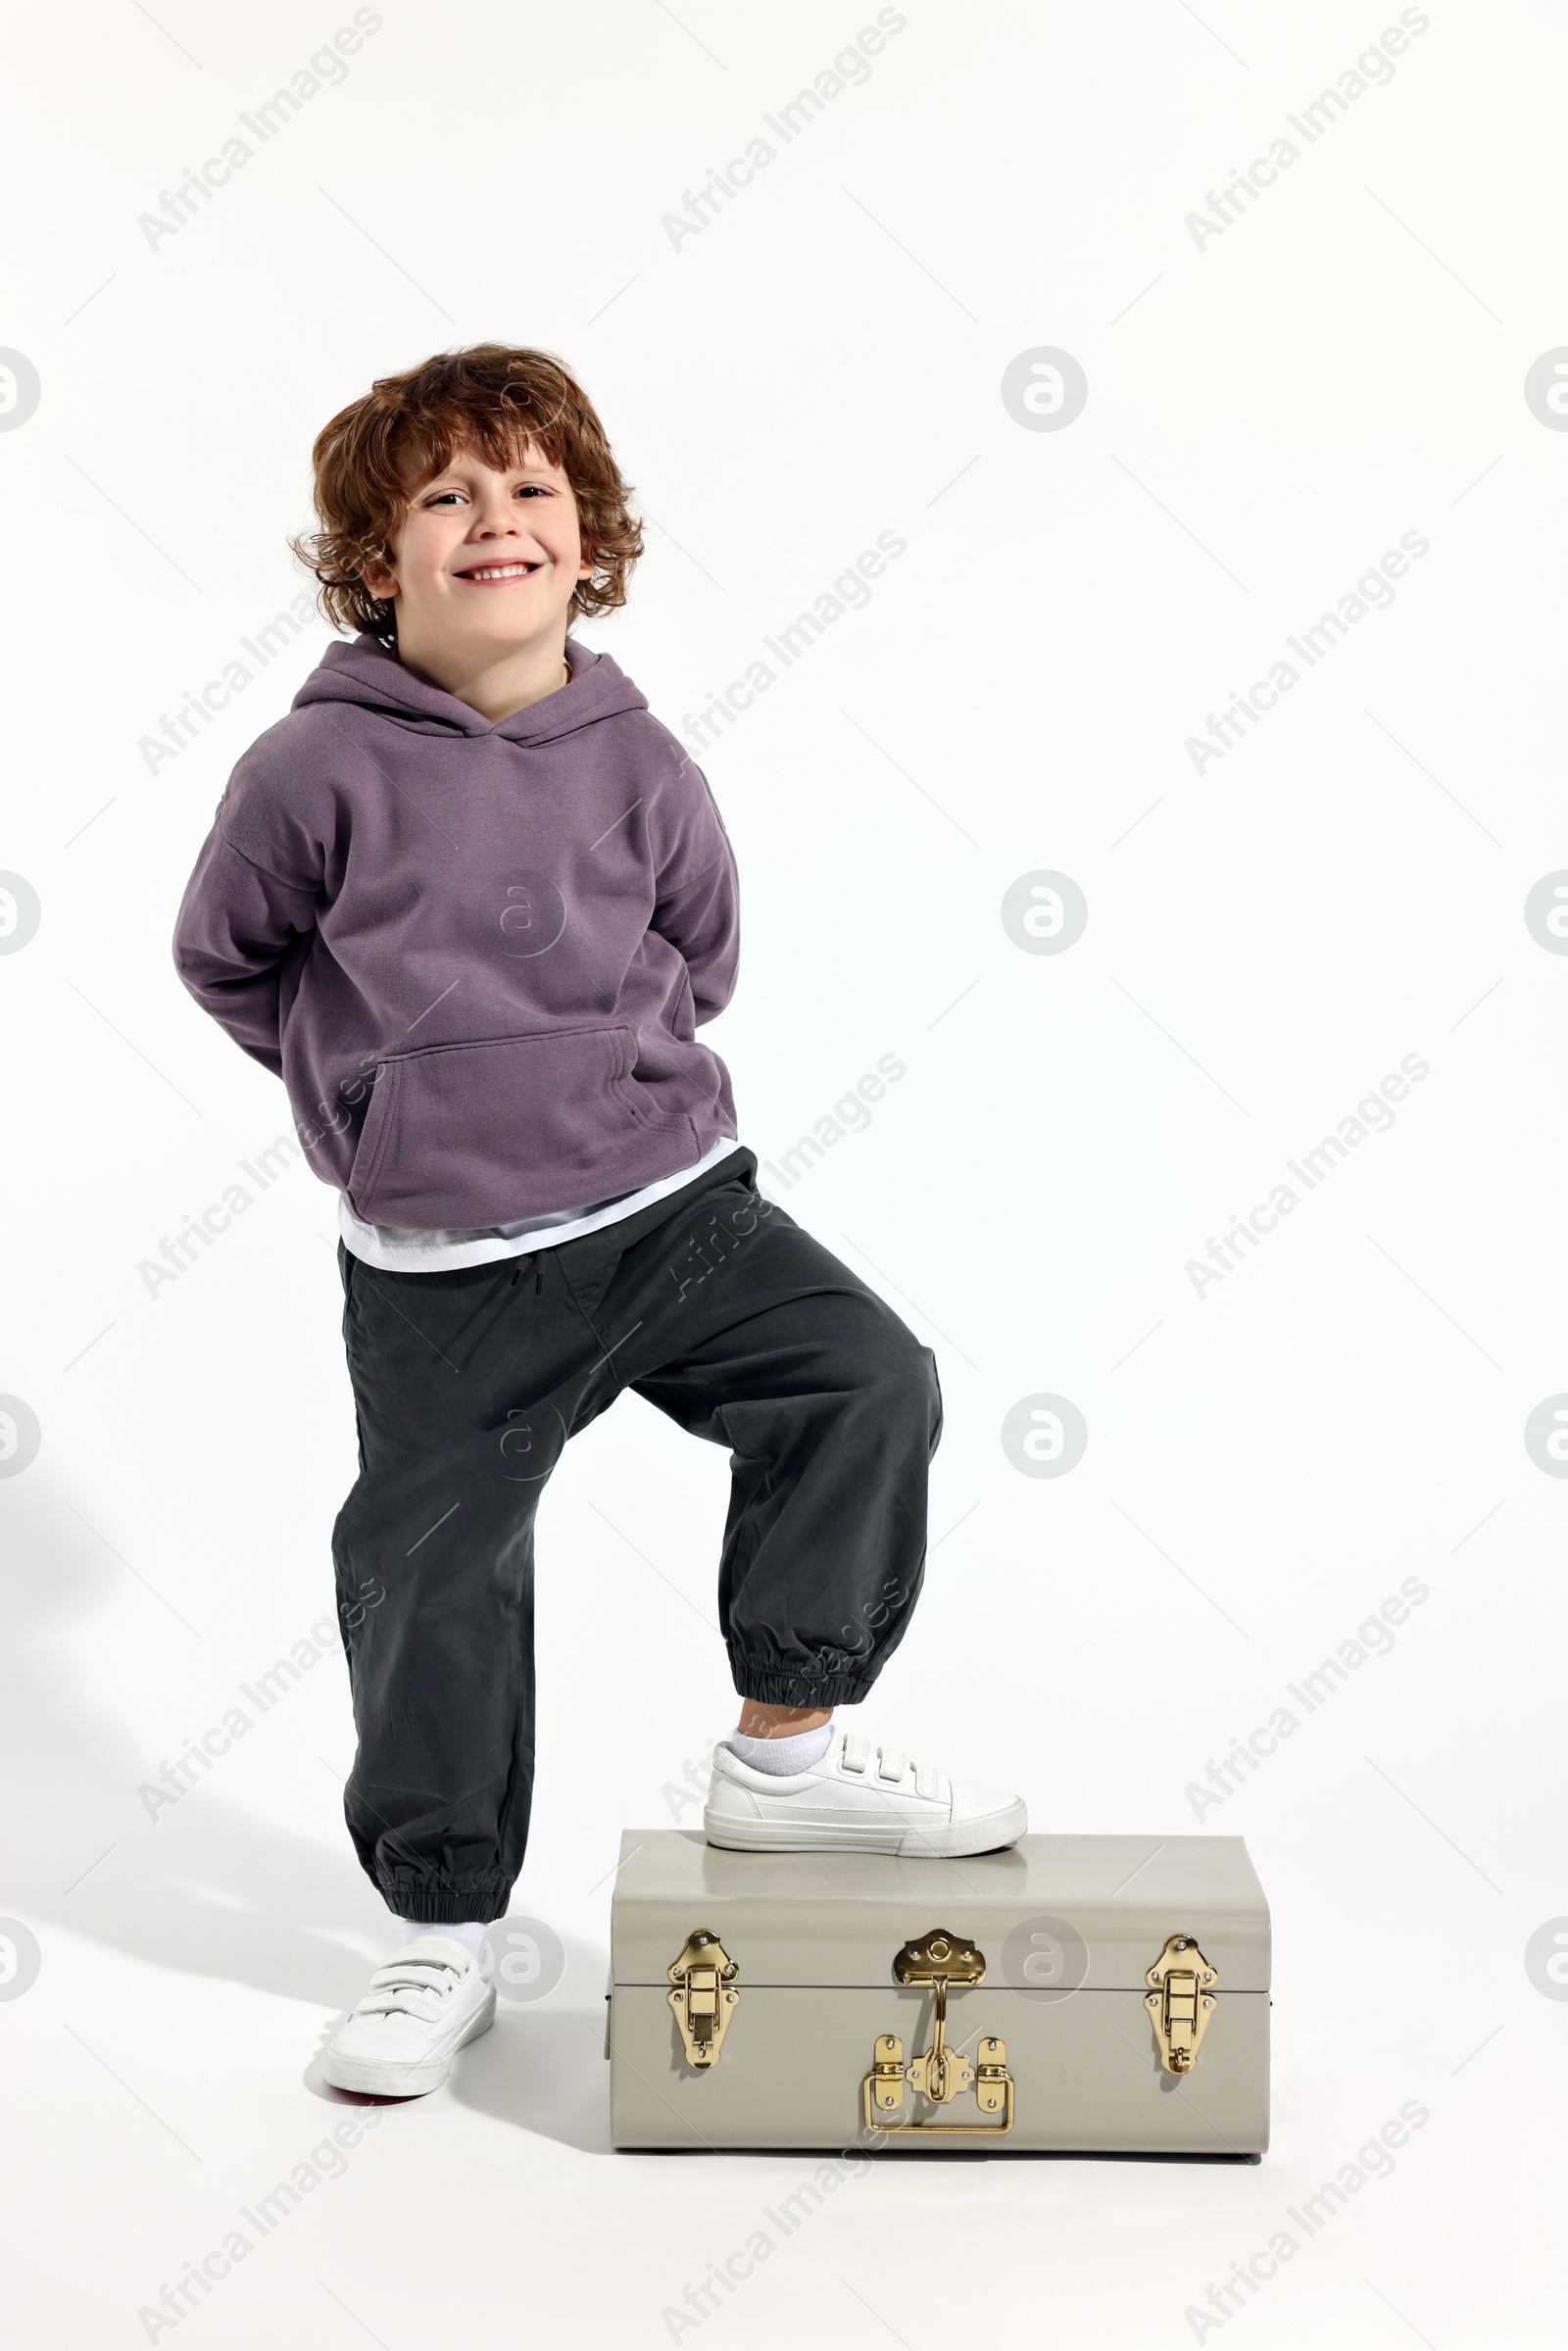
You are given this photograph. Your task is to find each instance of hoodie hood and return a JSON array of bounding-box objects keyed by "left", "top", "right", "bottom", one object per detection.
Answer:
[{"left": 290, "top": 629, "right": 649, "bottom": 748}]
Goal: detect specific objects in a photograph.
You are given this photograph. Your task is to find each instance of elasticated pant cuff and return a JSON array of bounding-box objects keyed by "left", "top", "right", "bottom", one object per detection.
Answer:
[
  {"left": 730, "top": 1656, "right": 877, "bottom": 1708},
  {"left": 377, "top": 1883, "right": 511, "bottom": 1926}
]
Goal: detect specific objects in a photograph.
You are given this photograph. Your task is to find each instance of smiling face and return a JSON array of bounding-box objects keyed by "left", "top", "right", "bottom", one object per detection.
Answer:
[{"left": 359, "top": 440, "right": 594, "bottom": 672}]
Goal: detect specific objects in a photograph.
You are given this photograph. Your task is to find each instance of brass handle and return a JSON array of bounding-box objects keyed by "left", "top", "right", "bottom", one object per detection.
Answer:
[{"left": 861, "top": 1952, "right": 1014, "bottom": 2136}]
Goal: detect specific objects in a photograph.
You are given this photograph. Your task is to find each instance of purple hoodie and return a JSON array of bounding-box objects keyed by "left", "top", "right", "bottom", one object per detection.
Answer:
[{"left": 172, "top": 632, "right": 740, "bottom": 1228}]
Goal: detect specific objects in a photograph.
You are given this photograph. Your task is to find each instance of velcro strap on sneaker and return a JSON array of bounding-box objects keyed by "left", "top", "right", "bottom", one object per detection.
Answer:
[
  {"left": 356, "top": 1953, "right": 465, "bottom": 2016},
  {"left": 356, "top": 1984, "right": 448, "bottom": 2022},
  {"left": 371, "top": 1950, "right": 466, "bottom": 1982},
  {"left": 874, "top": 1745, "right": 908, "bottom": 1783},
  {"left": 913, "top": 1765, "right": 945, "bottom": 1801},
  {"left": 842, "top": 1734, "right": 871, "bottom": 1774}
]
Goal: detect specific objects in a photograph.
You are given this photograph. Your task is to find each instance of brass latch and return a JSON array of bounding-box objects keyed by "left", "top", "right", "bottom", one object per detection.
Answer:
[
  {"left": 861, "top": 1928, "right": 1014, "bottom": 2135},
  {"left": 667, "top": 1930, "right": 739, "bottom": 2068},
  {"left": 1145, "top": 1934, "right": 1217, "bottom": 2073}
]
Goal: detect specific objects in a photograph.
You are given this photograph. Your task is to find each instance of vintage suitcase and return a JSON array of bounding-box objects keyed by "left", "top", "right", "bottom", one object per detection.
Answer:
[{"left": 608, "top": 1830, "right": 1269, "bottom": 2153}]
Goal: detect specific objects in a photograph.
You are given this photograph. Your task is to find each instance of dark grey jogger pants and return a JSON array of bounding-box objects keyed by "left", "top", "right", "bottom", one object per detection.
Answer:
[{"left": 330, "top": 1146, "right": 943, "bottom": 1923}]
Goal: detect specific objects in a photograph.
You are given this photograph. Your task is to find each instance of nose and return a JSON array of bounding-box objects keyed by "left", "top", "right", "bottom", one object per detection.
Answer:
[{"left": 469, "top": 484, "right": 522, "bottom": 538}]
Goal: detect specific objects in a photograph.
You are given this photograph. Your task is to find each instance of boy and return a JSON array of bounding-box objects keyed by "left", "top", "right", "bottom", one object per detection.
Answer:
[{"left": 172, "top": 344, "right": 1024, "bottom": 2097}]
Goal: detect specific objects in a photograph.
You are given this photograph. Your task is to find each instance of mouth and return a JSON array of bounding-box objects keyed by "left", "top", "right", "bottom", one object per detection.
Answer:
[{"left": 454, "top": 560, "right": 542, "bottom": 585}]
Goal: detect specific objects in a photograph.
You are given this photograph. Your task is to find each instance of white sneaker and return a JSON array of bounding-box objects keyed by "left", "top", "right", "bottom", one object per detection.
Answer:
[
  {"left": 322, "top": 1935, "right": 496, "bottom": 2096},
  {"left": 704, "top": 1727, "right": 1027, "bottom": 1857}
]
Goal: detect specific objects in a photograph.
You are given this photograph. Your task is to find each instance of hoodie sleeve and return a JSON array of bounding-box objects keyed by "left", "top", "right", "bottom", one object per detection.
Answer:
[
  {"left": 171, "top": 749, "right": 325, "bottom": 1078},
  {"left": 649, "top": 755, "right": 739, "bottom": 1025}
]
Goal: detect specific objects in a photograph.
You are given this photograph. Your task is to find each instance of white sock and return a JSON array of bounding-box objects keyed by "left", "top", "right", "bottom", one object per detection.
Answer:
[
  {"left": 725, "top": 1720, "right": 834, "bottom": 1775},
  {"left": 400, "top": 1917, "right": 490, "bottom": 1964}
]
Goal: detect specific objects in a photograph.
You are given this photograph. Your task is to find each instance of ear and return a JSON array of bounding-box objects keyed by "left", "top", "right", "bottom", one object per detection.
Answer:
[{"left": 356, "top": 540, "right": 399, "bottom": 604}]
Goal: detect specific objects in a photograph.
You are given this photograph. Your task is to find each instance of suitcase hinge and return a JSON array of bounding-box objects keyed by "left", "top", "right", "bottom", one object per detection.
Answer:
[
  {"left": 861, "top": 1928, "right": 1014, "bottom": 2135},
  {"left": 1145, "top": 1934, "right": 1218, "bottom": 2073},
  {"left": 666, "top": 1930, "right": 739, "bottom": 2069}
]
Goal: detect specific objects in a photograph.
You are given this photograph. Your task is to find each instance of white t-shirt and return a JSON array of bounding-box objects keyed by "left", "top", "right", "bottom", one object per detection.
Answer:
[{"left": 337, "top": 1134, "right": 747, "bottom": 1273}]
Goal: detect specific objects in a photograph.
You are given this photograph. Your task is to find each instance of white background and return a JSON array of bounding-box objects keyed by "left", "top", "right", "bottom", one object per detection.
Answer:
[{"left": 1, "top": 2, "right": 1563, "bottom": 2344}]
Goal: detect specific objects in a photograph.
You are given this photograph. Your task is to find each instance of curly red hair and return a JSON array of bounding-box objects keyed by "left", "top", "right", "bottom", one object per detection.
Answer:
[{"left": 289, "top": 342, "right": 644, "bottom": 641}]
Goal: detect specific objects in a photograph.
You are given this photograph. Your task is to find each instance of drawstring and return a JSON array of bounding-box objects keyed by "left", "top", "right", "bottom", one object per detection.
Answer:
[{"left": 508, "top": 1253, "right": 545, "bottom": 1294}]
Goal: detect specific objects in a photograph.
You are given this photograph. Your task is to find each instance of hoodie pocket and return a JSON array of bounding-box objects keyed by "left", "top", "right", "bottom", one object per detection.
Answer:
[{"left": 346, "top": 1023, "right": 698, "bottom": 1231}]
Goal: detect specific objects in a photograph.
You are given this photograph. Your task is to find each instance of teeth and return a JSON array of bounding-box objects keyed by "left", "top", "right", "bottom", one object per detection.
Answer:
[{"left": 462, "top": 562, "right": 534, "bottom": 579}]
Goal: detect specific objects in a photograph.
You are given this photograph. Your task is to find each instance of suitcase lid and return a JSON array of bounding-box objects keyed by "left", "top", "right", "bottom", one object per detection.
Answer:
[{"left": 610, "top": 1831, "right": 1270, "bottom": 1993}]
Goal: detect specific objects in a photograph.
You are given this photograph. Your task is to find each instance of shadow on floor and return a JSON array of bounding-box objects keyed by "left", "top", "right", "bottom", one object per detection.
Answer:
[{"left": 4, "top": 1469, "right": 620, "bottom": 2148}]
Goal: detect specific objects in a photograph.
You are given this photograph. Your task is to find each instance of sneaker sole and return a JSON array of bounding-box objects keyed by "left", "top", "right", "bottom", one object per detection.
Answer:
[
  {"left": 321, "top": 1984, "right": 497, "bottom": 2097},
  {"left": 703, "top": 1797, "right": 1028, "bottom": 1858}
]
